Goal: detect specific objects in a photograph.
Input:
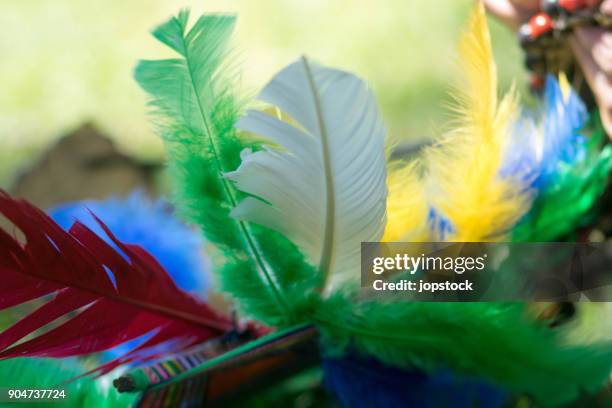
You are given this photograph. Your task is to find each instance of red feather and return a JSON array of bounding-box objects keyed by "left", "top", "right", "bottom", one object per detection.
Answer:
[{"left": 0, "top": 191, "right": 233, "bottom": 367}]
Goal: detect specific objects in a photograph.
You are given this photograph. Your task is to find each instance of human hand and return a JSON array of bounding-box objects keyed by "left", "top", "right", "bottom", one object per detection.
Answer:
[
  {"left": 483, "top": 0, "right": 539, "bottom": 29},
  {"left": 483, "top": 0, "right": 612, "bottom": 137}
]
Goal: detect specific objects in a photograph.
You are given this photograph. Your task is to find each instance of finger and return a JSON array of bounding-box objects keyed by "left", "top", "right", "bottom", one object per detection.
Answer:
[
  {"left": 483, "top": 0, "right": 538, "bottom": 29},
  {"left": 602, "top": 0, "right": 612, "bottom": 14},
  {"left": 585, "top": 0, "right": 603, "bottom": 8},
  {"left": 512, "top": 0, "right": 541, "bottom": 8},
  {"left": 574, "top": 26, "right": 612, "bottom": 76},
  {"left": 570, "top": 35, "right": 612, "bottom": 138},
  {"left": 483, "top": 0, "right": 524, "bottom": 29}
]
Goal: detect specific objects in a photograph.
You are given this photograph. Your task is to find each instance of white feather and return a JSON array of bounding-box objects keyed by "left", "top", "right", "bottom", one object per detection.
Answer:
[{"left": 226, "top": 57, "right": 387, "bottom": 286}]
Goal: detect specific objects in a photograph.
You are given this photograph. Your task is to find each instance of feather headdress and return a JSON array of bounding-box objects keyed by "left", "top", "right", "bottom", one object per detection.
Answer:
[
  {"left": 137, "top": 6, "right": 612, "bottom": 401},
  {"left": 132, "top": 3, "right": 612, "bottom": 405},
  {"left": 1, "top": 2, "right": 612, "bottom": 407}
]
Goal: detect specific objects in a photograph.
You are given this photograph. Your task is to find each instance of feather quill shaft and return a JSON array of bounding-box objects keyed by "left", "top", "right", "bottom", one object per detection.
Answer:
[
  {"left": 302, "top": 57, "right": 336, "bottom": 284},
  {"left": 176, "top": 20, "right": 287, "bottom": 311},
  {"left": 181, "top": 12, "right": 288, "bottom": 316}
]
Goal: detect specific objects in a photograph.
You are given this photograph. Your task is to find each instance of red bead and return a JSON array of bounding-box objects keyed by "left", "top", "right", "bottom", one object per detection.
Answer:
[
  {"left": 528, "top": 12, "right": 554, "bottom": 38},
  {"left": 530, "top": 74, "right": 545, "bottom": 91},
  {"left": 559, "top": 0, "right": 588, "bottom": 12}
]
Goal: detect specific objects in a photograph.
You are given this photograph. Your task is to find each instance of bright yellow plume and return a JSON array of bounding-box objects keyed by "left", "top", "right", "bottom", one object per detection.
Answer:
[
  {"left": 424, "top": 2, "right": 531, "bottom": 242},
  {"left": 383, "top": 161, "right": 428, "bottom": 241}
]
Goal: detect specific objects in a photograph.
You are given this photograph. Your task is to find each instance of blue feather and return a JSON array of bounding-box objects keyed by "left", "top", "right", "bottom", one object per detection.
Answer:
[
  {"left": 323, "top": 355, "right": 507, "bottom": 408},
  {"left": 427, "top": 207, "right": 454, "bottom": 240},
  {"left": 501, "top": 75, "right": 588, "bottom": 190},
  {"left": 48, "top": 191, "right": 210, "bottom": 297}
]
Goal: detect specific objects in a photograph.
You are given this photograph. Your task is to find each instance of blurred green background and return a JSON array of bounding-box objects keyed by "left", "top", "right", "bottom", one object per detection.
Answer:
[{"left": 0, "top": 0, "right": 527, "bottom": 187}]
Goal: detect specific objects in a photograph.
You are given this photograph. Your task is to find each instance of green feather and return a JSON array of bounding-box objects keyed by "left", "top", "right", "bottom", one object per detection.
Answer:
[
  {"left": 0, "top": 358, "right": 136, "bottom": 407},
  {"left": 134, "top": 11, "right": 320, "bottom": 325},
  {"left": 315, "top": 295, "right": 612, "bottom": 405},
  {"left": 513, "top": 116, "right": 612, "bottom": 241}
]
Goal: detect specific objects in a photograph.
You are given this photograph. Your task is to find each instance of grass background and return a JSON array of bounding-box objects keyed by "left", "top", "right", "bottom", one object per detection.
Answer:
[{"left": 0, "top": 0, "right": 527, "bottom": 186}]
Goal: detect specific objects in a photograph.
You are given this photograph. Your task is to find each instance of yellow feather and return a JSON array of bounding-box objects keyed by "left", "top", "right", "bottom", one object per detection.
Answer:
[
  {"left": 558, "top": 71, "right": 571, "bottom": 102},
  {"left": 424, "top": 2, "right": 530, "bottom": 242},
  {"left": 382, "top": 160, "right": 428, "bottom": 241}
]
